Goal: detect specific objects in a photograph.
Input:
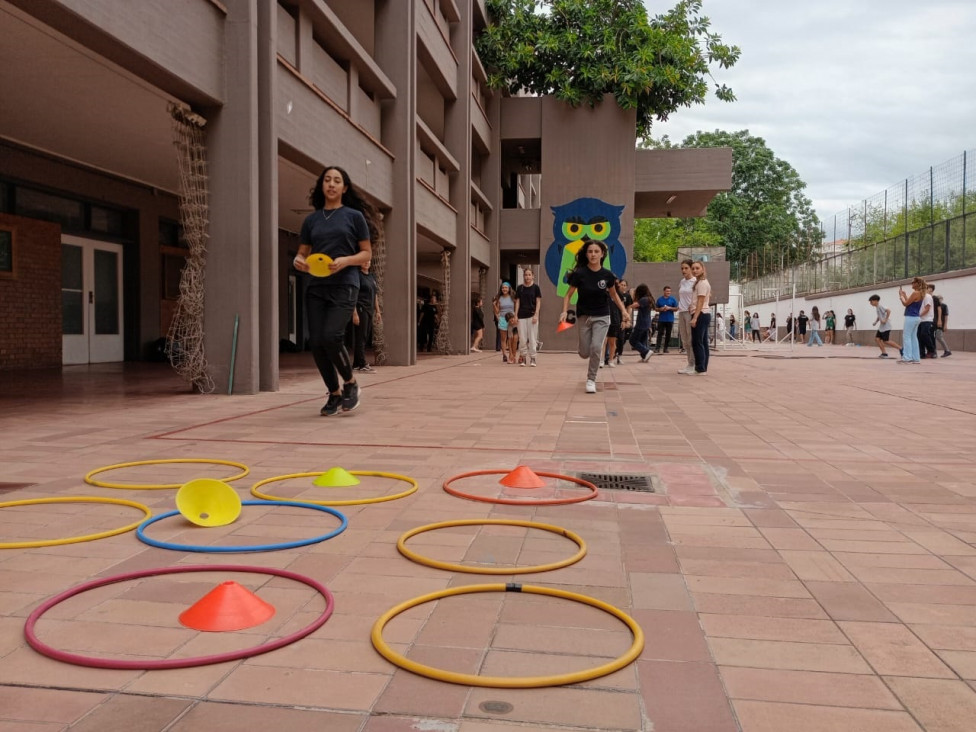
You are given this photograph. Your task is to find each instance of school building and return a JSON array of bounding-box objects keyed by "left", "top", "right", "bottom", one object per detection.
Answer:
[{"left": 0, "top": 0, "right": 731, "bottom": 392}]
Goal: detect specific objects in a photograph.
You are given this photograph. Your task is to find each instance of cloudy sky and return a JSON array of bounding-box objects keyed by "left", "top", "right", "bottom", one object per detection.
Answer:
[{"left": 648, "top": 0, "right": 976, "bottom": 226}]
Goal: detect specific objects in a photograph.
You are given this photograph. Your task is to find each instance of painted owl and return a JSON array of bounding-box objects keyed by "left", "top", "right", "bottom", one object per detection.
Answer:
[{"left": 544, "top": 198, "right": 627, "bottom": 303}]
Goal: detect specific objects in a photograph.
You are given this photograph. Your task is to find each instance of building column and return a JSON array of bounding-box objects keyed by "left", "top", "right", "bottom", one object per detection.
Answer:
[
  {"left": 445, "top": 1, "right": 473, "bottom": 353},
  {"left": 374, "top": 0, "right": 417, "bottom": 365},
  {"left": 203, "top": 0, "right": 261, "bottom": 393},
  {"left": 257, "top": 0, "right": 279, "bottom": 391}
]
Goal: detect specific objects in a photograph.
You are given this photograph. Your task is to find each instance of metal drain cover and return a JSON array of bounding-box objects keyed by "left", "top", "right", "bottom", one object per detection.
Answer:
[
  {"left": 479, "top": 700, "right": 514, "bottom": 714},
  {"left": 577, "top": 472, "right": 656, "bottom": 492}
]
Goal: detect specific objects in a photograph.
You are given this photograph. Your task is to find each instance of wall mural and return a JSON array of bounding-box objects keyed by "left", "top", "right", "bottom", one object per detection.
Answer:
[{"left": 544, "top": 197, "right": 627, "bottom": 304}]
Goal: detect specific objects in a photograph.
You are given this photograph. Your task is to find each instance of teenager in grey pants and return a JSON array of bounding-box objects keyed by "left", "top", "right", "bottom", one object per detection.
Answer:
[{"left": 676, "top": 259, "right": 697, "bottom": 374}]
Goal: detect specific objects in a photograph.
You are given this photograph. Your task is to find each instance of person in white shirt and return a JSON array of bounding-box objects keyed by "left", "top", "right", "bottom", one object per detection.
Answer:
[
  {"left": 676, "top": 259, "right": 696, "bottom": 370},
  {"left": 918, "top": 287, "right": 936, "bottom": 359}
]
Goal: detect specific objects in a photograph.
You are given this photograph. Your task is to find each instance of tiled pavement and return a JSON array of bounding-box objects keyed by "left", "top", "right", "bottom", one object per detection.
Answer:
[{"left": 1, "top": 345, "right": 975, "bottom": 731}]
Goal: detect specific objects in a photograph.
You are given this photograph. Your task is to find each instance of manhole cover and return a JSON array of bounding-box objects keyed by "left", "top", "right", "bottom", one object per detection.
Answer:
[
  {"left": 577, "top": 472, "right": 656, "bottom": 492},
  {"left": 479, "top": 700, "right": 514, "bottom": 714}
]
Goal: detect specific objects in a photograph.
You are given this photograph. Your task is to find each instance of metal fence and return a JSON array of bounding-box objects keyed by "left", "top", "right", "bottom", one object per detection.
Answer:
[{"left": 742, "top": 149, "right": 975, "bottom": 303}]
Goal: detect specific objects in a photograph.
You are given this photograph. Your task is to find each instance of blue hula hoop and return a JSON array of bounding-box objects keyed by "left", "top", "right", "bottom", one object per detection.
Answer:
[{"left": 137, "top": 500, "right": 347, "bottom": 552}]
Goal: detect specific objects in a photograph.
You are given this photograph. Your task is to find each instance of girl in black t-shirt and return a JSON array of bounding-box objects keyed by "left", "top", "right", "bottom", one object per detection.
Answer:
[
  {"left": 559, "top": 238, "right": 630, "bottom": 394},
  {"left": 295, "top": 166, "right": 375, "bottom": 416}
]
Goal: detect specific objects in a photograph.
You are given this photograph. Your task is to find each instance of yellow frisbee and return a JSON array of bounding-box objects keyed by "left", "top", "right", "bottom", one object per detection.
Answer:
[{"left": 306, "top": 253, "right": 334, "bottom": 277}]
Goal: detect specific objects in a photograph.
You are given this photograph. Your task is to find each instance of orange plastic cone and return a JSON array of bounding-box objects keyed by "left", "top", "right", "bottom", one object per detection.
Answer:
[
  {"left": 499, "top": 466, "right": 547, "bottom": 489},
  {"left": 178, "top": 581, "right": 276, "bottom": 631},
  {"left": 557, "top": 320, "right": 575, "bottom": 333},
  {"left": 314, "top": 467, "right": 360, "bottom": 487}
]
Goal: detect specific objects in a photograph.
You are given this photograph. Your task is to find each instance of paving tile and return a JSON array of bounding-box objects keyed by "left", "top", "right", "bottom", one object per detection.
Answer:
[
  {"left": 0, "top": 687, "right": 106, "bottom": 724},
  {"left": 67, "top": 695, "right": 192, "bottom": 732},
  {"left": 838, "top": 621, "right": 956, "bottom": 677},
  {"left": 465, "top": 686, "right": 643, "bottom": 730},
  {"left": 707, "top": 637, "right": 872, "bottom": 673},
  {"left": 720, "top": 666, "right": 902, "bottom": 708},
  {"left": 885, "top": 676, "right": 976, "bottom": 732},
  {"left": 733, "top": 699, "right": 923, "bottom": 731},
  {"left": 692, "top": 593, "right": 828, "bottom": 619},
  {"left": 630, "top": 573, "right": 694, "bottom": 611},
  {"left": 633, "top": 609, "right": 711, "bottom": 661},
  {"left": 778, "top": 550, "right": 856, "bottom": 582},
  {"left": 637, "top": 660, "right": 738, "bottom": 732},
  {"left": 698, "top": 614, "right": 847, "bottom": 644},
  {"left": 170, "top": 701, "right": 364, "bottom": 732},
  {"left": 804, "top": 581, "right": 898, "bottom": 621}
]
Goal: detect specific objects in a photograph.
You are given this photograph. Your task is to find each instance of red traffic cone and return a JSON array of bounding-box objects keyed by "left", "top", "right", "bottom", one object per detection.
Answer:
[
  {"left": 557, "top": 320, "right": 575, "bottom": 333},
  {"left": 499, "top": 466, "right": 547, "bottom": 489},
  {"left": 178, "top": 581, "right": 276, "bottom": 631}
]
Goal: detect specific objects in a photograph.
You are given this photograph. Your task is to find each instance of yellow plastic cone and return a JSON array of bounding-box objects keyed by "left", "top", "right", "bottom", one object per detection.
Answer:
[
  {"left": 175, "top": 478, "right": 242, "bottom": 527},
  {"left": 314, "top": 467, "right": 361, "bottom": 487}
]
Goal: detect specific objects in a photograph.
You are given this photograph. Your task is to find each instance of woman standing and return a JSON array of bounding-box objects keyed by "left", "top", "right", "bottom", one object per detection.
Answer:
[
  {"left": 898, "top": 277, "right": 925, "bottom": 364},
  {"left": 688, "top": 261, "right": 712, "bottom": 374},
  {"left": 807, "top": 306, "right": 823, "bottom": 346},
  {"left": 494, "top": 282, "right": 516, "bottom": 362},
  {"left": 560, "top": 238, "right": 631, "bottom": 393},
  {"left": 295, "top": 166, "right": 374, "bottom": 416},
  {"left": 844, "top": 308, "right": 856, "bottom": 345},
  {"left": 824, "top": 310, "right": 835, "bottom": 345},
  {"left": 677, "top": 259, "right": 697, "bottom": 373}
]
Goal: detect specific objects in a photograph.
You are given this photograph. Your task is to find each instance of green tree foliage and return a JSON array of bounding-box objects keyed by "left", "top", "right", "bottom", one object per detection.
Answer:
[
  {"left": 634, "top": 130, "right": 821, "bottom": 274},
  {"left": 476, "top": 0, "right": 739, "bottom": 139},
  {"left": 633, "top": 217, "right": 721, "bottom": 262}
]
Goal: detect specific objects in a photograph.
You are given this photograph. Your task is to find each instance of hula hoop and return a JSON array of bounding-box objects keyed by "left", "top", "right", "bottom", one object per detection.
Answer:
[
  {"left": 25, "top": 565, "right": 334, "bottom": 670},
  {"left": 85, "top": 458, "right": 250, "bottom": 490},
  {"left": 251, "top": 470, "right": 418, "bottom": 506},
  {"left": 398, "top": 519, "right": 586, "bottom": 574},
  {"left": 443, "top": 470, "right": 598, "bottom": 506},
  {"left": 371, "top": 583, "right": 644, "bottom": 688},
  {"left": 0, "top": 497, "right": 152, "bottom": 549},
  {"left": 136, "top": 500, "right": 347, "bottom": 553}
]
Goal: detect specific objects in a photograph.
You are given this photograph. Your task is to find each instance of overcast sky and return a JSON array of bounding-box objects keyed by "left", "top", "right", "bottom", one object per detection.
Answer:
[{"left": 648, "top": 0, "right": 976, "bottom": 227}]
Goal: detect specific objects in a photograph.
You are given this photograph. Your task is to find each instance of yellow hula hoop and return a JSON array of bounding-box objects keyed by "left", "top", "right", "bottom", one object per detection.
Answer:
[
  {"left": 251, "top": 470, "right": 418, "bottom": 506},
  {"left": 371, "top": 583, "right": 645, "bottom": 688},
  {"left": 398, "top": 519, "right": 586, "bottom": 574},
  {"left": 0, "top": 497, "right": 153, "bottom": 549},
  {"left": 84, "top": 459, "right": 250, "bottom": 490}
]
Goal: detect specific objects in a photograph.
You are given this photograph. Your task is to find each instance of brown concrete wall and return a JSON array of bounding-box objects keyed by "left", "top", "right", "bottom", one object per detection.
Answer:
[{"left": 0, "top": 214, "right": 62, "bottom": 369}]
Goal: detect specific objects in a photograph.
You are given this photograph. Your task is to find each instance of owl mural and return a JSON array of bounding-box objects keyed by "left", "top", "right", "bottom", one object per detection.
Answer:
[{"left": 544, "top": 198, "right": 627, "bottom": 304}]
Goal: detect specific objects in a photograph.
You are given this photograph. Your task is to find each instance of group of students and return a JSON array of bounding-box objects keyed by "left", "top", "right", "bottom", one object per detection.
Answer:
[
  {"left": 558, "top": 242, "right": 712, "bottom": 393},
  {"left": 871, "top": 280, "right": 952, "bottom": 362},
  {"left": 475, "top": 269, "right": 544, "bottom": 367}
]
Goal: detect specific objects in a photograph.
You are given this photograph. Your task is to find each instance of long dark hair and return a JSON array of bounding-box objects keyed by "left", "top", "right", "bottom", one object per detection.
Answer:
[
  {"left": 633, "top": 284, "right": 651, "bottom": 302},
  {"left": 574, "top": 237, "right": 608, "bottom": 269},
  {"left": 309, "top": 165, "right": 378, "bottom": 241}
]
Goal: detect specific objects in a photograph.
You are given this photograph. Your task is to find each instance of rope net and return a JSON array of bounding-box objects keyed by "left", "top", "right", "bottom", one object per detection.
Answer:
[
  {"left": 370, "top": 214, "right": 388, "bottom": 365},
  {"left": 167, "top": 104, "right": 214, "bottom": 393},
  {"left": 435, "top": 249, "right": 453, "bottom": 354}
]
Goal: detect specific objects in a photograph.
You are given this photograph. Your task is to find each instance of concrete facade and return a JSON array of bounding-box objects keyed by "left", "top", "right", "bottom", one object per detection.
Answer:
[{"left": 0, "top": 0, "right": 731, "bottom": 384}]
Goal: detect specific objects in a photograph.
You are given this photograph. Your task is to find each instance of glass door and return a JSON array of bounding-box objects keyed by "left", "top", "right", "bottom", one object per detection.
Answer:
[{"left": 62, "top": 236, "right": 124, "bottom": 364}]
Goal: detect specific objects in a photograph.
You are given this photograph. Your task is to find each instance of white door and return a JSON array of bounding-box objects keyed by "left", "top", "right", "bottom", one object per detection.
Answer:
[{"left": 62, "top": 236, "right": 124, "bottom": 364}]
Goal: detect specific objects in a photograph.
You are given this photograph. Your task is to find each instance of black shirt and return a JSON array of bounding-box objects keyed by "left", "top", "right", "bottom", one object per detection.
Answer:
[
  {"left": 797, "top": 314, "right": 808, "bottom": 332},
  {"left": 357, "top": 271, "right": 376, "bottom": 310},
  {"left": 515, "top": 283, "right": 542, "bottom": 318},
  {"left": 567, "top": 266, "right": 617, "bottom": 317},
  {"left": 471, "top": 305, "right": 485, "bottom": 331},
  {"left": 844, "top": 313, "right": 856, "bottom": 327},
  {"left": 299, "top": 206, "right": 370, "bottom": 287}
]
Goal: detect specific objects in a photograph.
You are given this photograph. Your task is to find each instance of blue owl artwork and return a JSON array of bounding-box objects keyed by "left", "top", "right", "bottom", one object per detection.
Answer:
[{"left": 544, "top": 198, "right": 627, "bottom": 304}]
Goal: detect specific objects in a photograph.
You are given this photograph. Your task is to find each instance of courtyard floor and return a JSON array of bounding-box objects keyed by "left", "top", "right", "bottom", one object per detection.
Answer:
[{"left": 1, "top": 343, "right": 975, "bottom": 731}]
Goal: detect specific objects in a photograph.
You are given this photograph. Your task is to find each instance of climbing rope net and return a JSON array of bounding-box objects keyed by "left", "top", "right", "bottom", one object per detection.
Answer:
[{"left": 167, "top": 104, "right": 214, "bottom": 393}]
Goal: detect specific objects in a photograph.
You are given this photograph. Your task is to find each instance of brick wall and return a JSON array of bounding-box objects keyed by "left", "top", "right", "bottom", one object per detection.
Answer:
[{"left": 0, "top": 213, "right": 62, "bottom": 369}]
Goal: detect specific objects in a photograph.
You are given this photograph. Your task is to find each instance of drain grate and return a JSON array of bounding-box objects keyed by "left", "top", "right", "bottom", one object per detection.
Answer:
[{"left": 577, "top": 472, "right": 656, "bottom": 492}]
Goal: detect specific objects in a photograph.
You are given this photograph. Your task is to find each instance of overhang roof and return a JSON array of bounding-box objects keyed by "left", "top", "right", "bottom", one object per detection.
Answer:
[{"left": 633, "top": 147, "right": 733, "bottom": 218}]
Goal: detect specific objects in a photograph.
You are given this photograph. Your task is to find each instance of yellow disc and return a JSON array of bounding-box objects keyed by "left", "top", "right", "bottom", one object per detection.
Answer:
[
  {"left": 175, "top": 478, "right": 243, "bottom": 527},
  {"left": 84, "top": 459, "right": 250, "bottom": 490},
  {"left": 398, "top": 519, "right": 586, "bottom": 574},
  {"left": 371, "top": 583, "right": 644, "bottom": 688},
  {"left": 251, "top": 470, "right": 418, "bottom": 506},
  {"left": 306, "top": 253, "right": 334, "bottom": 277},
  {"left": 0, "top": 496, "right": 152, "bottom": 549}
]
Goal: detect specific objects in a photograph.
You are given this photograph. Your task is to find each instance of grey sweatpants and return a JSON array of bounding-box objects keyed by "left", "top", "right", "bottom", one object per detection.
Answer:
[
  {"left": 578, "top": 315, "right": 610, "bottom": 381},
  {"left": 678, "top": 311, "right": 694, "bottom": 366}
]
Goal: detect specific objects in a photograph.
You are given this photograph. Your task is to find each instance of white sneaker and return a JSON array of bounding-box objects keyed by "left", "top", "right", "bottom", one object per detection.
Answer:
[
  {"left": 641, "top": 351, "right": 653, "bottom": 363},
  {"left": 607, "top": 361, "right": 616, "bottom": 368},
  {"left": 677, "top": 366, "right": 695, "bottom": 374},
  {"left": 585, "top": 380, "right": 597, "bottom": 393},
  {"left": 530, "top": 358, "right": 537, "bottom": 367},
  {"left": 599, "top": 362, "right": 605, "bottom": 368}
]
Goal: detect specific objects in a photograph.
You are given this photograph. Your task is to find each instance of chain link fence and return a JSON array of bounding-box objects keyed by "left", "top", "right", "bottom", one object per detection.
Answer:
[{"left": 743, "top": 149, "right": 975, "bottom": 303}]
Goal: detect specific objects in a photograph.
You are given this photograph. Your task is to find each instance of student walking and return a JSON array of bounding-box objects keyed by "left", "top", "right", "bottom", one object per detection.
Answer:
[
  {"left": 807, "top": 306, "right": 823, "bottom": 346},
  {"left": 869, "top": 294, "right": 901, "bottom": 358},
  {"left": 898, "top": 278, "right": 925, "bottom": 364},
  {"left": 844, "top": 308, "right": 856, "bottom": 345},
  {"left": 295, "top": 166, "right": 374, "bottom": 416},
  {"left": 515, "top": 268, "right": 542, "bottom": 367},
  {"left": 560, "top": 238, "right": 631, "bottom": 393},
  {"left": 628, "top": 284, "right": 655, "bottom": 363},
  {"left": 931, "top": 288, "right": 951, "bottom": 357},
  {"left": 686, "top": 261, "right": 712, "bottom": 374}
]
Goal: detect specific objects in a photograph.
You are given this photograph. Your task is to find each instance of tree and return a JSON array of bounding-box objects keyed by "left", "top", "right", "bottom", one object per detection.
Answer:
[
  {"left": 476, "top": 0, "right": 739, "bottom": 139},
  {"left": 634, "top": 130, "right": 820, "bottom": 275},
  {"left": 633, "top": 217, "right": 721, "bottom": 262}
]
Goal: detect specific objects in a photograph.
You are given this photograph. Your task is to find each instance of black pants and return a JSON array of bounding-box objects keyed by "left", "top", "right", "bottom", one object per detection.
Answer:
[
  {"left": 692, "top": 312, "right": 711, "bottom": 372},
  {"left": 918, "top": 321, "right": 936, "bottom": 358},
  {"left": 306, "top": 284, "right": 357, "bottom": 393},
  {"left": 655, "top": 321, "right": 673, "bottom": 351},
  {"left": 419, "top": 321, "right": 436, "bottom": 352},
  {"left": 345, "top": 304, "right": 373, "bottom": 368}
]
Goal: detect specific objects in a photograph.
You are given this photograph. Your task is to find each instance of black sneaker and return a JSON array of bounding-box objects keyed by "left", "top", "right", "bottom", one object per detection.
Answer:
[
  {"left": 943, "top": 351, "right": 952, "bottom": 358},
  {"left": 899, "top": 348, "right": 904, "bottom": 358},
  {"left": 341, "top": 381, "right": 360, "bottom": 412},
  {"left": 320, "top": 392, "right": 342, "bottom": 416}
]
